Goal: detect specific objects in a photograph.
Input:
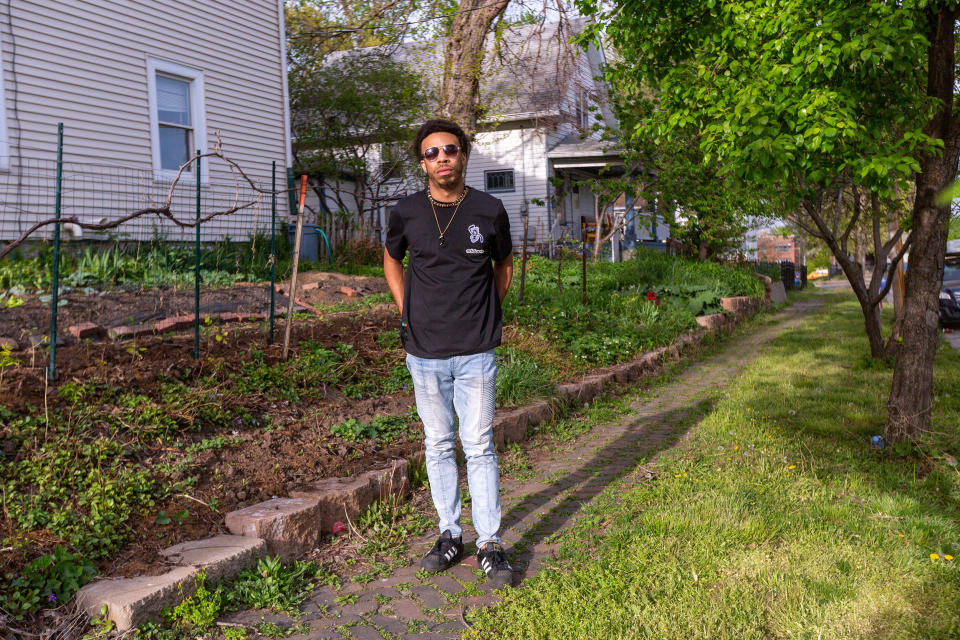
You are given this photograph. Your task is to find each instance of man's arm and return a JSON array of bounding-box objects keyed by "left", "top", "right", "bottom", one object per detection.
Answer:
[
  {"left": 493, "top": 254, "right": 513, "bottom": 302},
  {"left": 383, "top": 248, "right": 405, "bottom": 313}
]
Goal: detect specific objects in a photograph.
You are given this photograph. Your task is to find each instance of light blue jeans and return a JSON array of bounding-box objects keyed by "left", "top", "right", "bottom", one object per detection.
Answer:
[{"left": 406, "top": 349, "right": 501, "bottom": 548}]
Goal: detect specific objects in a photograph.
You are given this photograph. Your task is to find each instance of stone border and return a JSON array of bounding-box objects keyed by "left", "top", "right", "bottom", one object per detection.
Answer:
[{"left": 75, "top": 295, "right": 763, "bottom": 631}]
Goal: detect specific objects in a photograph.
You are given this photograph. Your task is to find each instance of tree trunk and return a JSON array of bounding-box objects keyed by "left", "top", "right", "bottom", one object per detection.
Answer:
[
  {"left": 438, "top": 0, "right": 510, "bottom": 134},
  {"left": 698, "top": 238, "right": 708, "bottom": 261},
  {"left": 886, "top": 5, "right": 960, "bottom": 443}
]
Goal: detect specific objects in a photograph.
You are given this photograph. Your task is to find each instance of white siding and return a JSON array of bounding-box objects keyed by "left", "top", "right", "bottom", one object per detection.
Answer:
[
  {"left": 0, "top": 0, "right": 290, "bottom": 243},
  {"left": 468, "top": 127, "right": 550, "bottom": 251}
]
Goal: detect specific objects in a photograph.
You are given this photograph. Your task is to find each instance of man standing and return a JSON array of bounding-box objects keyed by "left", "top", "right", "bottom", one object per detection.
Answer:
[{"left": 383, "top": 119, "right": 514, "bottom": 587}]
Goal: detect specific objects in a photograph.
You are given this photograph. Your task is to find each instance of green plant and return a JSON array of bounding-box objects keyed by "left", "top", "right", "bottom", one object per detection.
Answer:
[
  {"left": 165, "top": 572, "right": 222, "bottom": 635},
  {"left": 0, "top": 343, "right": 20, "bottom": 394},
  {"left": 222, "top": 556, "right": 332, "bottom": 615},
  {"left": 83, "top": 605, "right": 116, "bottom": 640},
  {"left": 356, "top": 496, "right": 430, "bottom": 556},
  {"left": 495, "top": 346, "right": 553, "bottom": 406},
  {"left": 222, "top": 627, "right": 248, "bottom": 640},
  {"left": 0, "top": 546, "right": 97, "bottom": 617}
]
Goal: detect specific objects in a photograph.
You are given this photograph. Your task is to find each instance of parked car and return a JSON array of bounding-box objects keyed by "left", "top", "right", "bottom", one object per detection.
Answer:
[{"left": 941, "top": 253, "right": 960, "bottom": 327}]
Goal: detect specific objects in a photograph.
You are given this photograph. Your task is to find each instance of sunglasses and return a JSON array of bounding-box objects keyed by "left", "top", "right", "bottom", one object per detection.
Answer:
[{"left": 421, "top": 144, "right": 461, "bottom": 161}]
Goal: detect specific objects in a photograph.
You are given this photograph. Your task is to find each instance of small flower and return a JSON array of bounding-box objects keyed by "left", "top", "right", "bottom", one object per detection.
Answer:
[
  {"left": 946, "top": 555, "right": 955, "bottom": 561},
  {"left": 734, "top": 445, "right": 740, "bottom": 451},
  {"left": 674, "top": 473, "right": 681, "bottom": 478},
  {"left": 655, "top": 300, "right": 660, "bottom": 306},
  {"left": 48, "top": 593, "right": 57, "bottom": 603},
  {"left": 931, "top": 553, "right": 941, "bottom": 560},
  {"left": 788, "top": 465, "right": 796, "bottom": 470},
  {"left": 898, "top": 533, "right": 905, "bottom": 538}
]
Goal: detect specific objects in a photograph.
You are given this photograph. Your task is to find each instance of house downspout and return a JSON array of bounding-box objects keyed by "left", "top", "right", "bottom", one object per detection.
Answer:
[{"left": 277, "top": 0, "right": 293, "bottom": 214}]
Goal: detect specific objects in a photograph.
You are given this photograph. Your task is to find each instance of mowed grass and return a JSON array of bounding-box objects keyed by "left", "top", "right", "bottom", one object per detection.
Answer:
[{"left": 468, "top": 294, "right": 960, "bottom": 639}]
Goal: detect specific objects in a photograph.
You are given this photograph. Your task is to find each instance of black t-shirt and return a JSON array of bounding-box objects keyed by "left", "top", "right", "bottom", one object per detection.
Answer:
[{"left": 385, "top": 187, "right": 513, "bottom": 358}]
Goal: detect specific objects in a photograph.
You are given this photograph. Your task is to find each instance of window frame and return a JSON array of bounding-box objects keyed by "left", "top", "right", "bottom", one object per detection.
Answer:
[
  {"left": 146, "top": 57, "right": 207, "bottom": 183},
  {"left": 484, "top": 169, "right": 515, "bottom": 193}
]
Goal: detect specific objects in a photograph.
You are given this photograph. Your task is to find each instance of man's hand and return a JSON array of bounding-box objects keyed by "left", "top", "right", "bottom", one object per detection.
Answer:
[
  {"left": 383, "top": 248, "right": 405, "bottom": 313},
  {"left": 494, "top": 255, "right": 513, "bottom": 302}
]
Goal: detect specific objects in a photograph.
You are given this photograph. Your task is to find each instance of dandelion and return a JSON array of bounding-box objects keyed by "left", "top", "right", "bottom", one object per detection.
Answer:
[
  {"left": 734, "top": 445, "right": 740, "bottom": 451},
  {"left": 898, "top": 533, "right": 905, "bottom": 538},
  {"left": 946, "top": 555, "right": 955, "bottom": 561},
  {"left": 931, "top": 553, "right": 941, "bottom": 560},
  {"left": 674, "top": 473, "right": 681, "bottom": 478},
  {"left": 788, "top": 465, "right": 796, "bottom": 470}
]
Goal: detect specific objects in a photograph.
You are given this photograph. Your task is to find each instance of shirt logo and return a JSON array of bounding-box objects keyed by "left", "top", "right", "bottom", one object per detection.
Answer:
[{"left": 468, "top": 224, "right": 483, "bottom": 244}]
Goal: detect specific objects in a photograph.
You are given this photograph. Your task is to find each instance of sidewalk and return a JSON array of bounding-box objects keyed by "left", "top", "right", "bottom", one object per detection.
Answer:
[{"left": 222, "top": 298, "right": 821, "bottom": 640}]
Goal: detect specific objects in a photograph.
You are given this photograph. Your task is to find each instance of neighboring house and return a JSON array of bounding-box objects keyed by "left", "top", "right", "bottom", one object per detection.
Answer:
[
  {"left": 0, "top": 1, "right": 292, "bottom": 245},
  {"left": 309, "top": 18, "right": 667, "bottom": 255},
  {"left": 757, "top": 231, "right": 804, "bottom": 264}
]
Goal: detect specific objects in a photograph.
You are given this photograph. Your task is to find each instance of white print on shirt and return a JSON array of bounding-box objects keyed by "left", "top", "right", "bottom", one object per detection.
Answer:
[{"left": 468, "top": 224, "right": 483, "bottom": 244}]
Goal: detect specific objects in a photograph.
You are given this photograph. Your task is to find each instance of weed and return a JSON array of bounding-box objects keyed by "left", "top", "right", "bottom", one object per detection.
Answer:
[
  {"left": 222, "top": 627, "right": 247, "bottom": 640},
  {"left": 223, "top": 556, "right": 331, "bottom": 615},
  {"left": 495, "top": 346, "right": 554, "bottom": 406},
  {"left": 334, "top": 593, "right": 359, "bottom": 606},
  {"left": 0, "top": 343, "right": 20, "bottom": 394},
  {"left": 82, "top": 605, "right": 115, "bottom": 640},
  {"left": 165, "top": 572, "right": 221, "bottom": 635},
  {"left": 357, "top": 496, "right": 430, "bottom": 556}
]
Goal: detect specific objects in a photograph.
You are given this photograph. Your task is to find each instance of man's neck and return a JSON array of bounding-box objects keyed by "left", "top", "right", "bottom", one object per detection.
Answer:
[{"left": 428, "top": 180, "right": 466, "bottom": 202}]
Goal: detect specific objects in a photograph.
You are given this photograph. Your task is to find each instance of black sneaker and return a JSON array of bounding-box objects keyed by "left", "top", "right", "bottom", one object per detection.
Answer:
[
  {"left": 477, "top": 542, "right": 513, "bottom": 587},
  {"left": 421, "top": 530, "right": 464, "bottom": 573}
]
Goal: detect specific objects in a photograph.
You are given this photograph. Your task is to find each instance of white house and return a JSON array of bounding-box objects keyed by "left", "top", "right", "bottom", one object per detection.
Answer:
[
  {"left": 309, "top": 18, "right": 669, "bottom": 256},
  {"left": 0, "top": 0, "right": 292, "bottom": 246}
]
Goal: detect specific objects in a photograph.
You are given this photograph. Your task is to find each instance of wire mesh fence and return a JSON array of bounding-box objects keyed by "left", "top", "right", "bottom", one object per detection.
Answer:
[{"left": 0, "top": 152, "right": 276, "bottom": 246}]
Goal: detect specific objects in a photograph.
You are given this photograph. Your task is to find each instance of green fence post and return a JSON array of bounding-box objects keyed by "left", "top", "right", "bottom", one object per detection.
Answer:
[
  {"left": 47, "top": 122, "right": 64, "bottom": 381},
  {"left": 193, "top": 150, "right": 201, "bottom": 359},
  {"left": 269, "top": 160, "right": 277, "bottom": 344}
]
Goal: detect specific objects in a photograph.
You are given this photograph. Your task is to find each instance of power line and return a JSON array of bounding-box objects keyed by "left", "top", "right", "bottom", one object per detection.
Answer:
[{"left": 288, "top": 0, "right": 508, "bottom": 38}]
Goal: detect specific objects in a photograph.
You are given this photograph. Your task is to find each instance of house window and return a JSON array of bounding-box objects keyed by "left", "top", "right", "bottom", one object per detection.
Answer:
[
  {"left": 147, "top": 58, "right": 206, "bottom": 181},
  {"left": 485, "top": 170, "right": 515, "bottom": 192},
  {"left": 379, "top": 142, "right": 405, "bottom": 182}
]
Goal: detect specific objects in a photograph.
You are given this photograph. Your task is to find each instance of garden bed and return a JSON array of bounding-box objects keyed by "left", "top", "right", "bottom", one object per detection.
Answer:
[{"left": 0, "top": 250, "right": 764, "bottom": 619}]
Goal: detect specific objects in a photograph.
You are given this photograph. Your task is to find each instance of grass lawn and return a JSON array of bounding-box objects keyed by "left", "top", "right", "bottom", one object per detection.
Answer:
[{"left": 469, "top": 293, "right": 960, "bottom": 639}]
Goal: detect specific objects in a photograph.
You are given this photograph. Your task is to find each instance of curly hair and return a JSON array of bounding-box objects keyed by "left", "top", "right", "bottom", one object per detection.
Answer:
[{"left": 411, "top": 119, "right": 471, "bottom": 159}]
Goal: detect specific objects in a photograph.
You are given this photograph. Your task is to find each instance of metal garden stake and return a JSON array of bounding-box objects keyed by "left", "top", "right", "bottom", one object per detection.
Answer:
[{"left": 47, "top": 123, "right": 64, "bottom": 381}]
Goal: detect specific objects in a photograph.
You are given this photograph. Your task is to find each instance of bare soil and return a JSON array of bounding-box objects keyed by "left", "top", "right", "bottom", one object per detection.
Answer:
[
  {"left": 0, "top": 270, "right": 389, "bottom": 343},
  {"left": 0, "top": 272, "right": 413, "bottom": 580}
]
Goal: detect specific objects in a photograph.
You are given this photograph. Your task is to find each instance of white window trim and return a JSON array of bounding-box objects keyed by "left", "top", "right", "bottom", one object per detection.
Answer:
[
  {"left": 146, "top": 57, "right": 207, "bottom": 184},
  {"left": 0, "top": 45, "right": 10, "bottom": 171}
]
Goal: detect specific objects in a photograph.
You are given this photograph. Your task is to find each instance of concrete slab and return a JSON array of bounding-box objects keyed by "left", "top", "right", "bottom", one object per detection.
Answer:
[
  {"left": 75, "top": 566, "right": 197, "bottom": 632},
  {"left": 224, "top": 497, "right": 323, "bottom": 557},
  {"left": 160, "top": 535, "right": 266, "bottom": 582}
]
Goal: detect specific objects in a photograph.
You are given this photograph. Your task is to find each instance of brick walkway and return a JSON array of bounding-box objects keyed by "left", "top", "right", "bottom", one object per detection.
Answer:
[{"left": 224, "top": 299, "right": 820, "bottom": 640}]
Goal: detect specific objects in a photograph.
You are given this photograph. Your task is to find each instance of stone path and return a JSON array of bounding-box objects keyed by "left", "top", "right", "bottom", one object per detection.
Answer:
[{"left": 224, "top": 298, "right": 821, "bottom": 640}]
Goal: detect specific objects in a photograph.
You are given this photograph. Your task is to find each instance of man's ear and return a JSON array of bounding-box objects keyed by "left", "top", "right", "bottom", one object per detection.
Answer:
[{"left": 420, "top": 159, "right": 426, "bottom": 172}]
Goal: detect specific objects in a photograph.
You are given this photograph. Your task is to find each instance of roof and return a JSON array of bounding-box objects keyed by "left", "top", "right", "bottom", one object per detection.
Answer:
[{"left": 547, "top": 134, "right": 623, "bottom": 170}]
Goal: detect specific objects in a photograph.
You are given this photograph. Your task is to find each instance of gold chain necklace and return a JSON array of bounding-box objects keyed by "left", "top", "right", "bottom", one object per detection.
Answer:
[{"left": 428, "top": 187, "right": 468, "bottom": 247}]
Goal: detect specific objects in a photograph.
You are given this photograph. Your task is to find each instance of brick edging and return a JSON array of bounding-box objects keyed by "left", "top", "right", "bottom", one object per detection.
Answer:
[{"left": 74, "top": 295, "right": 764, "bottom": 631}]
